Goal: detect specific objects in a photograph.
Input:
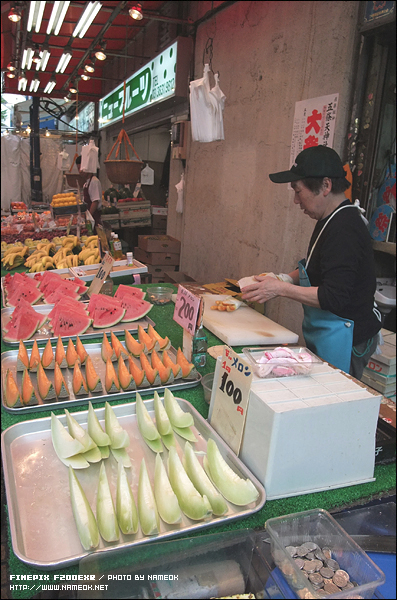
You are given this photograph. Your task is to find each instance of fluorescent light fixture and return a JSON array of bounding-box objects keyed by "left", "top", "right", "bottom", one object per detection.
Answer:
[
  {"left": 22, "top": 48, "right": 34, "bottom": 71},
  {"left": 47, "top": 1, "right": 70, "bottom": 35},
  {"left": 27, "top": 2, "right": 46, "bottom": 33},
  {"left": 55, "top": 48, "right": 72, "bottom": 73},
  {"left": 30, "top": 78, "right": 40, "bottom": 93},
  {"left": 44, "top": 77, "right": 56, "bottom": 94},
  {"left": 36, "top": 48, "right": 51, "bottom": 71},
  {"left": 18, "top": 74, "right": 27, "bottom": 90},
  {"left": 72, "top": 1, "right": 101, "bottom": 38}
]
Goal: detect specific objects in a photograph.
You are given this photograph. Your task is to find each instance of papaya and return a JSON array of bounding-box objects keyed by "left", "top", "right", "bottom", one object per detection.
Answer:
[
  {"left": 147, "top": 324, "right": 171, "bottom": 351},
  {"left": 66, "top": 338, "right": 79, "bottom": 368},
  {"left": 37, "top": 363, "right": 56, "bottom": 400},
  {"left": 127, "top": 356, "right": 149, "bottom": 388},
  {"left": 29, "top": 340, "right": 41, "bottom": 372},
  {"left": 55, "top": 335, "right": 67, "bottom": 368},
  {"left": 176, "top": 348, "right": 197, "bottom": 379},
  {"left": 85, "top": 356, "right": 102, "bottom": 393},
  {"left": 101, "top": 333, "right": 115, "bottom": 362},
  {"left": 137, "top": 325, "right": 159, "bottom": 353},
  {"left": 17, "top": 340, "right": 29, "bottom": 371},
  {"left": 4, "top": 369, "right": 20, "bottom": 407},
  {"left": 139, "top": 352, "right": 161, "bottom": 387},
  {"left": 124, "top": 329, "right": 146, "bottom": 357},
  {"left": 75, "top": 336, "right": 88, "bottom": 365},
  {"left": 42, "top": 339, "right": 55, "bottom": 369},
  {"left": 105, "top": 358, "right": 120, "bottom": 393},
  {"left": 73, "top": 362, "right": 88, "bottom": 396},
  {"left": 162, "top": 350, "right": 182, "bottom": 380},
  {"left": 54, "top": 362, "right": 69, "bottom": 398},
  {"left": 151, "top": 350, "right": 174, "bottom": 385},
  {"left": 111, "top": 331, "right": 128, "bottom": 359},
  {"left": 21, "top": 369, "right": 38, "bottom": 405},
  {"left": 118, "top": 356, "right": 136, "bottom": 391}
]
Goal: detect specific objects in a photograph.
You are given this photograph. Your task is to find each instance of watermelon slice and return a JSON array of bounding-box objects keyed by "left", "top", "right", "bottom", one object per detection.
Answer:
[
  {"left": 7, "top": 282, "right": 44, "bottom": 306},
  {"left": 87, "top": 293, "right": 121, "bottom": 315},
  {"left": 42, "top": 280, "right": 80, "bottom": 299},
  {"left": 51, "top": 312, "right": 92, "bottom": 337},
  {"left": 45, "top": 287, "right": 81, "bottom": 304},
  {"left": 114, "top": 284, "right": 146, "bottom": 301},
  {"left": 119, "top": 296, "right": 153, "bottom": 322},
  {"left": 4, "top": 272, "right": 39, "bottom": 295},
  {"left": 72, "top": 277, "right": 88, "bottom": 294},
  {"left": 48, "top": 298, "right": 88, "bottom": 320},
  {"left": 3, "top": 310, "right": 41, "bottom": 342},
  {"left": 92, "top": 306, "right": 126, "bottom": 328}
]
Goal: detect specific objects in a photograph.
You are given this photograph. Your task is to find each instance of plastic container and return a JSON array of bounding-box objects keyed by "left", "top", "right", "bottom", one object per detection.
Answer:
[
  {"left": 265, "top": 508, "right": 386, "bottom": 599},
  {"left": 201, "top": 372, "right": 215, "bottom": 404},
  {"left": 126, "top": 251, "right": 133, "bottom": 265},
  {"left": 147, "top": 286, "right": 173, "bottom": 305},
  {"left": 243, "top": 346, "right": 321, "bottom": 378}
]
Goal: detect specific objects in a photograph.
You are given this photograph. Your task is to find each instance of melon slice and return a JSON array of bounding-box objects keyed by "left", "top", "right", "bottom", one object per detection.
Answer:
[
  {"left": 69, "top": 466, "right": 99, "bottom": 550},
  {"left": 4, "top": 369, "right": 20, "bottom": 407},
  {"left": 119, "top": 295, "right": 153, "bottom": 322},
  {"left": 140, "top": 352, "right": 161, "bottom": 387},
  {"left": 97, "top": 462, "right": 120, "bottom": 543},
  {"left": 73, "top": 362, "right": 88, "bottom": 396},
  {"left": 176, "top": 347, "right": 198, "bottom": 379},
  {"left": 29, "top": 340, "right": 41, "bottom": 373},
  {"left": 92, "top": 304, "right": 125, "bottom": 329},
  {"left": 51, "top": 311, "right": 92, "bottom": 337},
  {"left": 111, "top": 447, "right": 131, "bottom": 467},
  {"left": 151, "top": 350, "right": 174, "bottom": 385},
  {"left": 163, "top": 388, "right": 194, "bottom": 428},
  {"left": 85, "top": 356, "right": 102, "bottom": 393},
  {"left": 110, "top": 331, "right": 128, "bottom": 359},
  {"left": 3, "top": 302, "right": 41, "bottom": 342},
  {"left": 172, "top": 424, "right": 198, "bottom": 443},
  {"left": 154, "top": 453, "right": 181, "bottom": 525},
  {"left": 162, "top": 350, "right": 182, "bottom": 380},
  {"left": 55, "top": 335, "right": 67, "bottom": 368},
  {"left": 51, "top": 413, "right": 85, "bottom": 459},
  {"left": 114, "top": 284, "right": 146, "bottom": 301},
  {"left": 118, "top": 356, "right": 135, "bottom": 391},
  {"left": 37, "top": 363, "right": 56, "bottom": 400},
  {"left": 17, "top": 340, "right": 29, "bottom": 371},
  {"left": 54, "top": 362, "right": 69, "bottom": 398},
  {"left": 101, "top": 333, "right": 115, "bottom": 362},
  {"left": 66, "top": 338, "right": 79, "bottom": 368},
  {"left": 137, "top": 325, "right": 159, "bottom": 353},
  {"left": 127, "top": 356, "right": 149, "bottom": 388},
  {"left": 124, "top": 329, "right": 146, "bottom": 357},
  {"left": 104, "top": 402, "right": 129, "bottom": 449},
  {"left": 168, "top": 446, "right": 212, "bottom": 521},
  {"left": 82, "top": 445, "right": 102, "bottom": 463},
  {"left": 7, "top": 282, "right": 43, "bottom": 307},
  {"left": 87, "top": 401, "right": 110, "bottom": 447},
  {"left": 138, "top": 458, "right": 159, "bottom": 536},
  {"left": 105, "top": 358, "right": 120, "bottom": 393},
  {"left": 41, "top": 339, "right": 55, "bottom": 369},
  {"left": 147, "top": 324, "right": 171, "bottom": 351},
  {"left": 153, "top": 391, "right": 172, "bottom": 436},
  {"left": 135, "top": 392, "right": 161, "bottom": 441},
  {"left": 116, "top": 462, "right": 138, "bottom": 534},
  {"left": 65, "top": 408, "right": 97, "bottom": 453},
  {"left": 21, "top": 369, "right": 38, "bottom": 405},
  {"left": 75, "top": 336, "right": 88, "bottom": 365}
]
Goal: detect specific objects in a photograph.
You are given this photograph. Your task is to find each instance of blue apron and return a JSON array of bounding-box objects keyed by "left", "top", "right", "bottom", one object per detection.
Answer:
[{"left": 299, "top": 204, "right": 357, "bottom": 373}]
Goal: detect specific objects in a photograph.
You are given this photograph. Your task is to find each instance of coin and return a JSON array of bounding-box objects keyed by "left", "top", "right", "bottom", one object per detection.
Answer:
[
  {"left": 325, "top": 558, "right": 340, "bottom": 571},
  {"left": 302, "top": 541, "right": 319, "bottom": 552},
  {"left": 311, "top": 559, "right": 323, "bottom": 572},
  {"left": 286, "top": 545, "right": 298, "bottom": 557},
  {"left": 295, "top": 557, "right": 305, "bottom": 569},
  {"left": 303, "top": 560, "right": 316, "bottom": 574},
  {"left": 309, "top": 573, "right": 324, "bottom": 586},
  {"left": 333, "top": 569, "right": 350, "bottom": 588},
  {"left": 319, "top": 567, "right": 334, "bottom": 579},
  {"left": 297, "top": 545, "right": 309, "bottom": 557},
  {"left": 344, "top": 581, "right": 355, "bottom": 589},
  {"left": 322, "top": 546, "right": 332, "bottom": 559},
  {"left": 314, "top": 548, "right": 327, "bottom": 562},
  {"left": 306, "top": 552, "right": 315, "bottom": 560},
  {"left": 323, "top": 581, "right": 341, "bottom": 594}
]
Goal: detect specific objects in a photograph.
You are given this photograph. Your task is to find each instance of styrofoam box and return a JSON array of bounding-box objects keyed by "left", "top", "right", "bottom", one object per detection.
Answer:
[{"left": 209, "top": 357, "right": 381, "bottom": 500}]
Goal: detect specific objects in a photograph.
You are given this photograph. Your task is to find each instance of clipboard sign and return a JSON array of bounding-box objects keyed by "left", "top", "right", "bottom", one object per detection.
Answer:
[{"left": 87, "top": 252, "right": 114, "bottom": 296}]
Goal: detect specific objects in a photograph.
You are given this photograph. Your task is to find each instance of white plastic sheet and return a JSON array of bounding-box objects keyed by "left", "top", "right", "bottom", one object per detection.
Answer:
[
  {"left": 1, "top": 134, "right": 21, "bottom": 210},
  {"left": 175, "top": 172, "right": 185, "bottom": 214},
  {"left": 81, "top": 139, "right": 99, "bottom": 172},
  {"left": 189, "top": 65, "right": 226, "bottom": 142},
  {"left": 141, "top": 163, "right": 154, "bottom": 185}
]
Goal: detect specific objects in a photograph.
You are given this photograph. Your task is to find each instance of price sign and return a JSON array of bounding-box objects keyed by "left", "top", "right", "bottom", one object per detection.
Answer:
[
  {"left": 173, "top": 285, "right": 201, "bottom": 334},
  {"left": 210, "top": 346, "right": 253, "bottom": 455},
  {"left": 87, "top": 252, "right": 114, "bottom": 296}
]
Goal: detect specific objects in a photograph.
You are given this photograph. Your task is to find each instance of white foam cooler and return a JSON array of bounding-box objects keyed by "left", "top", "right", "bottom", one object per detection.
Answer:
[{"left": 209, "top": 357, "right": 382, "bottom": 500}]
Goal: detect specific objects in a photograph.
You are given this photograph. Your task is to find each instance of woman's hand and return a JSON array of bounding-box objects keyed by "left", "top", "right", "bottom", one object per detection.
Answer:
[{"left": 241, "top": 274, "right": 285, "bottom": 303}]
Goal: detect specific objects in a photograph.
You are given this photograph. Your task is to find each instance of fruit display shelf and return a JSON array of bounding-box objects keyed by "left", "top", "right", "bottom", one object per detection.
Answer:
[{"left": 51, "top": 203, "right": 87, "bottom": 216}]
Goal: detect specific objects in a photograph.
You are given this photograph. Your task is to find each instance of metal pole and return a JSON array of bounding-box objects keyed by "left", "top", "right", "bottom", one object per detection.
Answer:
[{"left": 30, "top": 97, "right": 43, "bottom": 203}]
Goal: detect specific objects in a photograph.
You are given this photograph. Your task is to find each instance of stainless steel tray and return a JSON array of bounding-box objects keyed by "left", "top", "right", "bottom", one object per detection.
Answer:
[
  {"left": 1, "top": 398, "right": 266, "bottom": 569},
  {"left": 1, "top": 343, "right": 201, "bottom": 414},
  {"left": 1, "top": 304, "right": 155, "bottom": 346}
]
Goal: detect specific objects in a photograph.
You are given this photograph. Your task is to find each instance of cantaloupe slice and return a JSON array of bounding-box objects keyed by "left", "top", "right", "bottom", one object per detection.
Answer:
[
  {"left": 147, "top": 324, "right": 171, "bottom": 351},
  {"left": 162, "top": 350, "right": 182, "bottom": 380},
  {"left": 54, "top": 362, "right": 69, "bottom": 398},
  {"left": 111, "top": 331, "right": 128, "bottom": 359},
  {"left": 4, "top": 369, "right": 20, "bottom": 407},
  {"left": 85, "top": 356, "right": 102, "bottom": 393},
  {"left": 139, "top": 352, "right": 161, "bottom": 387},
  {"left": 124, "top": 329, "right": 146, "bottom": 357},
  {"left": 101, "top": 333, "right": 115, "bottom": 362},
  {"left": 21, "top": 369, "right": 38, "bottom": 405},
  {"left": 73, "top": 362, "right": 88, "bottom": 396},
  {"left": 37, "top": 363, "right": 56, "bottom": 400},
  {"left": 66, "top": 338, "right": 79, "bottom": 368},
  {"left": 151, "top": 350, "right": 174, "bottom": 385},
  {"left": 176, "top": 347, "right": 198, "bottom": 379},
  {"left": 17, "top": 340, "right": 29, "bottom": 371},
  {"left": 75, "top": 336, "right": 88, "bottom": 365},
  {"left": 118, "top": 356, "right": 135, "bottom": 391},
  {"left": 42, "top": 338, "right": 55, "bottom": 369},
  {"left": 55, "top": 335, "right": 67, "bottom": 368},
  {"left": 127, "top": 356, "right": 149, "bottom": 388},
  {"left": 29, "top": 340, "right": 41, "bottom": 372},
  {"left": 105, "top": 358, "right": 120, "bottom": 393},
  {"left": 137, "top": 325, "right": 159, "bottom": 353}
]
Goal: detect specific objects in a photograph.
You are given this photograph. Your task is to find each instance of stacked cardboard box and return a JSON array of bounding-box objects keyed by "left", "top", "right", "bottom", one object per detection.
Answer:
[
  {"left": 118, "top": 200, "right": 151, "bottom": 228},
  {"left": 361, "top": 329, "right": 396, "bottom": 401},
  {"left": 151, "top": 206, "right": 167, "bottom": 235},
  {"left": 134, "top": 235, "right": 181, "bottom": 283}
]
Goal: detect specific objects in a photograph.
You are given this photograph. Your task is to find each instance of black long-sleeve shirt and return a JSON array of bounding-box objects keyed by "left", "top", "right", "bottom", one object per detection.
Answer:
[{"left": 306, "top": 200, "right": 381, "bottom": 345}]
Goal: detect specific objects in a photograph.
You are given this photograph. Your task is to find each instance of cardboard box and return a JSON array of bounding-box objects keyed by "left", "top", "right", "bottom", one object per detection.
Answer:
[
  {"left": 361, "top": 370, "right": 396, "bottom": 396},
  {"left": 152, "top": 214, "right": 167, "bottom": 229},
  {"left": 120, "top": 218, "right": 151, "bottom": 228},
  {"left": 138, "top": 234, "right": 180, "bottom": 253},
  {"left": 163, "top": 271, "right": 197, "bottom": 284},
  {"left": 134, "top": 247, "right": 180, "bottom": 266},
  {"left": 147, "top": 264, "right": 177, "bottom": 283},
  {"left": 151, "top": 228, "right": 167, "bottom": 236},
  {"left": 151, "top": 206, "right": 168, "bottom": 215},
  {"left": 119, "top": 207, "right": 151, "bottom": 220}
]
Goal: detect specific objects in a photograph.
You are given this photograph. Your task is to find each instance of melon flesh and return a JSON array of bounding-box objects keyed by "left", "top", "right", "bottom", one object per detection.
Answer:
[
  {"left": 92, "top": 306, "right": 125, "bottom": 328},
  {"left": 120, "top": 296, "right": 153, "bottom": 322},
  {"left": 51, "top": 312, "right": 92, "bottom": 337},
  {"left": 115, "top": 284, "right": 146, "bottom": 301}
]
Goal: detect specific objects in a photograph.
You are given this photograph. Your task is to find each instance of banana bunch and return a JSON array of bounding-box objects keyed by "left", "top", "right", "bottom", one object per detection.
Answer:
[
  {"left": 78, "top": 236, "right": 100, "bottom": 265},
  {"left": 1, "top": 245, "right": 29, "bottom": 270},
  {"left": 24, "top": 242, "right": 56, "bottom": 272}
]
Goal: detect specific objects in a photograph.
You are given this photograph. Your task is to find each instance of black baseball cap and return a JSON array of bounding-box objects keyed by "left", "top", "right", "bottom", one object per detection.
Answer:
[{"left": 269, "top": 145, "right": 347, "bottom": 183}]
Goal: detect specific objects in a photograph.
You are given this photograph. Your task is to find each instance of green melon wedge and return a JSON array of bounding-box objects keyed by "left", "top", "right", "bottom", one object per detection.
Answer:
[
  {"left": 87, "top": 401, "right": 110, "bottom": 447},
  {"left": 136, "top": 392, "right": 161, "bottom": 441},
  {"left": 168, "top": 446, "right": 212, "bottom": 521},
  {"left": 154, "top": 453, "right": 181, "bottom": 525},
  {"left": 160, "top": 432, "right": 176, "bottom": 450},
  {"left": 116, "top": 462, "right": 138, "bottom": 535},
  {"left": 104, "top": 402, "right": 129, "bottom": 449},
  {"left": 69, "top": 467, "right": 99, "bottom": 551},
  {"left": 65, "top": 408, "right": 97, "bottom": 453},
  {"left": 172, "top": 425, "right": 197, "bottom": 443},
  {"left": 97, "top": 462, "right": 119, "bottom": 543},
  {"left": 153, "top": 391, "right": 172, "bottom": 436},
  {"left": 138, "top": 458, "right": 160, "bottom": 536},
  {"left": 164, "top": 388, "right": 194, "bottom": 428},
  {"left": 111, "top": 447, "right": 132, "bottom": 468},
  {"left": 82, "top": 446, "right": 102, "bottom": 463},
  {"left": 51, "top": 412, "right": 85, "bottom": 459}
]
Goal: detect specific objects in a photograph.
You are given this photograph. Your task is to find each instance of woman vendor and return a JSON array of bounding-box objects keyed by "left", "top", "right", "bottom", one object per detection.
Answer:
[{"left": 76, "top": 155, "right": 102, "bottom": 229}]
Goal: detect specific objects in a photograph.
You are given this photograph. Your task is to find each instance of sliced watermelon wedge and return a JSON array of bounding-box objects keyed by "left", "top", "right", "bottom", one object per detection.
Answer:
[
  {"left": 119, "top": 296, "right": 153, "bottom": 322},
  {"left": 3, "top": 310, "right": 41, "bottom": 342},
  {"left": 114, "top": 284, "right": 146, "bottom": 301},
  {"left": 51, "top": 312, "right": 92, "bottom": 337},
  {"left": 7, "top": 282, "right": 44, "bottom": 306},
  {"left": 92, "top": 306, "right": 126, "bottom": 328},
  {"left": 71, "top": 277, "right": 88, "bottom": 294},
  {"left": 88, "top": 294, "right": 122, "bottom": 317},
  {"left": 45, "top": 287, "right": 81, "bottom": 304}
]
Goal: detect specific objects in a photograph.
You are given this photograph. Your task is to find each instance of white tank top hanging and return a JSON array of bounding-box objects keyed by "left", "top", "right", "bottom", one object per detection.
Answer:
[
  {"left": 81, "top": 140, "right": 99, "bottom": 173},
  {"left": 141, "top": 163, "right": 154, "bottom": 185},
  {"left": 57, "top": 149, "right": 70, "bottom": 171}
]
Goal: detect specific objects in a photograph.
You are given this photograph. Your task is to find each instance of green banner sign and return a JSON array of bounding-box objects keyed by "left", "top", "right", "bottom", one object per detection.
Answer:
[{"left": 99, "top": 41, "right": 177, "bottom": 128}]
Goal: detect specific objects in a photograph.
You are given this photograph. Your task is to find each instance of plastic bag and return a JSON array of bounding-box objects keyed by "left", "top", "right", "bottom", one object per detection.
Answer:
[
  {"left": 141, "top": 163, "right": 154, "bottom": 185},
  {"left": 57, "top": 150, "right": 70, "bottom": 171},
  {"left": 175, "top": 173, "right": 184, "bottom": 214},
  {"left": 190, "top": 65, "right": 226, "bottom": 142},
  {"left": 81, "top": 140, "right": 99, "bottom": 173}
]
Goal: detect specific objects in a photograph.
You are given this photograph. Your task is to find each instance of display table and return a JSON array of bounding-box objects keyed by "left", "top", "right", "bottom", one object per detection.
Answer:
[{"left": 1, "top": 276, "right": 395, "bottom": 599}]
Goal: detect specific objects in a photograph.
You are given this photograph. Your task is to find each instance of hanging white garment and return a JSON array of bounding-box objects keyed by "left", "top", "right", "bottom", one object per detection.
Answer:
[
  {"left": 190, "top": 65, "right": 226, "bottom": 142},
  {"left": 57, "top": 149, "right": 71, "bottom": 171},
  {"left": 209, "top": 73, "right": 226, "bottom": 141},
  {"left": 81, "top": 139, "right": 99, "bottom": 172},
  {"left": 141, "top": 163, "right": 154, "bottom": 185},
  {"left": 175, "top": 172, "right": 185, "bottom": 214}
]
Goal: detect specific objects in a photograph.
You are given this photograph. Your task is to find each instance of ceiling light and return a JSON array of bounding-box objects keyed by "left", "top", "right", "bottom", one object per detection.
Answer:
[
  {"left": 8, "top": 6, "right": 22, "bottom": 22},
  {"left": 44, "top": 76, "right": 56, "bottom": 94},
  {"left": 84, "top": 59, "right": 95, "bottom": 73},
  {"left": 81, "top": 72, "right": 90, "bottom": 81},
  {"left": 46, "top": 127, "right": 50, "bottom": 137},
  {"left": 32, "top": 46, "right": 41, "bottom": 64},
  {"left": 72, "top": 1, "right": 101, "bottom": 39},
  {"left": 47, "top": 1, "right": 70, "bottom": 36},
  {"left": 129, "top": 3, "right": 143, "bottom": 20},
  {"left": 27, "top": 2, "right": 47, "bottom": 33},
  {"left": 22, "top": 48, "right": 34, "bottom": 71},
  {"left": 18, "top": 73, "right": 27, "bottom": 90},
  {"left": 6, "top": 71, "right": 16, "bottom": 79},
  {"left": 7, "top": 60, "right": 17, "bottom": 72},
  {"left": 69, "top": 81, "right": 78, "bottom": 94},
  {"left": 95, "top": 43, "right": 106, "bottom": 61},
  {"left": 64, "top": 93, "right": 71, "bottom": 102},
  {"left": 30, "top": 78, "right": 40, "bottom": 93},
  {"left": 55, "top": 47, "right": 72, "bottom": 73},
  {"left": 36, "top": 46, "right": 51, "bottom": 71}
]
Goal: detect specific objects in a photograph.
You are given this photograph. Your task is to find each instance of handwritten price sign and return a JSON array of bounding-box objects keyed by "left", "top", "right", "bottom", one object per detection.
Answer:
[
  {"left": 87, "top": 252, "right": 114, "bottom": 296},
  {"left": 210, "top": 346, "right": 252, "bottom": 455},
  {"left": 173, "top": 285, "right": 201, "bottom": 333}
]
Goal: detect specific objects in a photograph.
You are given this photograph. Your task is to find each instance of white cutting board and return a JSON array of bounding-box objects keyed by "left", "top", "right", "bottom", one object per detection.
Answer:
[{"left": 203, "top": 295, "right": 299, "bottom": 346}]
